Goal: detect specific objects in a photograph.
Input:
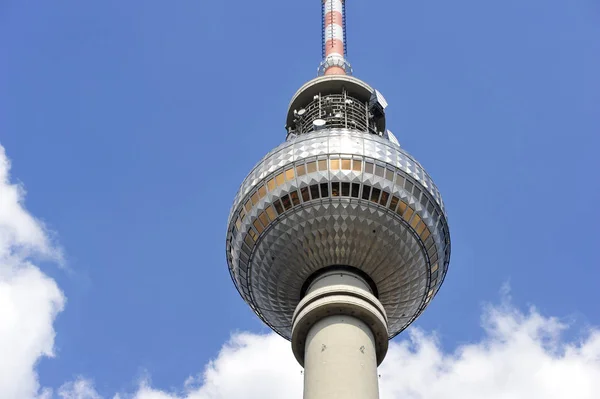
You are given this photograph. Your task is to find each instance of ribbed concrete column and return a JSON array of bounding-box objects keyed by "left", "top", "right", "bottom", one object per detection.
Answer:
[{"left": 292, "top": 269, "right": 388, "bottom": 399}]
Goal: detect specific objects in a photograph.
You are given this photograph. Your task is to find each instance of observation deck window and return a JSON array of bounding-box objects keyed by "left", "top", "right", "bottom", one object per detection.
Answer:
[
  {"left": 342, "top": 182, "right": 350, "bottom": 196},
  {"left": 362, "top": 185, "right": 371, "bottom": 200},
  {"left": 370, "top": 187, "right": 381, "bottom": 203},
  {"left": 351, "top": 183, "right": 360, "bottom": 198},
  {"left": 331, "top": 182, "right": 340, "bottom": 197},
  {"left": 380, "top": 191, "right": 389, "bottom": 206},
  {"left": 290, "top": 191, "right": 301, "bottom": 206},
  {"left": 342, "top": 159, "right": 351, "bottom": 170},
  {"left": 352, "top": 159, "right": 362, "bottom": 172},
  {"left": 320, "top": 183, "right": 329, "bottom": 197},
  {"left": 310, "top": 184, "right": 320, "bottom": 199},
  {"left": 296, "top": 164, "right": 306, "bottom": 176},
  {"left": 301, "top": 187, "right": 310, "bottom": 202}
]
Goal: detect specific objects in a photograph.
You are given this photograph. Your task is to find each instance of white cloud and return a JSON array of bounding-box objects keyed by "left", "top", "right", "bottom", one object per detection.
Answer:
[
  {"left": 62, "top": 300, "right": 600, "bottom": 399},
  {"left": 0, "top": 145, "right": 66, "bottom": 399}
]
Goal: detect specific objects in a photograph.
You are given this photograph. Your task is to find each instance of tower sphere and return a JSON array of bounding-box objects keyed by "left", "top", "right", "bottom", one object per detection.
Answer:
[{"left": 226, "top": 75, "right": 451, "bottom": 341}]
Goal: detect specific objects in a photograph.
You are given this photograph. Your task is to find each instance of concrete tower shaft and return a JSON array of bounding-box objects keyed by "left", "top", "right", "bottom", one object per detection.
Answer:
[{"left": 292, "top": 269, "right": 388, "bottom": 399}]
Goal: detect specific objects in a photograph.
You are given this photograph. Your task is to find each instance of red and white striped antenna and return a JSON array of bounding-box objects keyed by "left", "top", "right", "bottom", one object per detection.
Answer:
[{"left": 319, "top": 0, "right": 352, "bottom": 76}]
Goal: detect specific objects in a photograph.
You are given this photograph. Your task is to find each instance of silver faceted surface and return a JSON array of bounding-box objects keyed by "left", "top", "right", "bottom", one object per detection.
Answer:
[{"left": 226, "top": 129, "right": 451, "bottom": 339}]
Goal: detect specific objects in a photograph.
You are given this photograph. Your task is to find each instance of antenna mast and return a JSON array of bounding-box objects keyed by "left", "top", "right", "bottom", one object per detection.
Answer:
[{"left": 319, "top": 0, "right": 352, "bottom": 76}]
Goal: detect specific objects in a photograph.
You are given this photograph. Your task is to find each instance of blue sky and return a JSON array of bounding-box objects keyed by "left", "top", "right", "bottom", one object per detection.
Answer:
[{"left": 1, "top": 1, "right": 599, "bottom": 398}]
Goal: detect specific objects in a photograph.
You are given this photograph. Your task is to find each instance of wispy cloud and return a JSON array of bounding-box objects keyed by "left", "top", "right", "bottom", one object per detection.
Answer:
[{"left": 0, "top": 144, "right": 66, "bottom": 399}]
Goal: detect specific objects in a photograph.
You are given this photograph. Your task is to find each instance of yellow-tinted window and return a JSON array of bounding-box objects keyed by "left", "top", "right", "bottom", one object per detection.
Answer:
[
  {"left": 365, "top": 162, "right": 374, "bottom": 174},
  {"left": 244, "top": 234, "right": 254, "bottom": 247},
  {"left": 330, "top": 159, "right": 340, "bottom": 170},
  {"left": 253, "top": 219, "right": 264, "bottom": 234},
  {"left": 235, "top": 217, "right": 242, "bottom": 230},
  {"left": 244, "top": 200, "right": 252, "bottom": 213},
  {"left": 248, "top": 229, "right": 257, "bottom": 240},
  {"left": 403, "top": 206, "right": 414, "bottom": 221},
  {"left": 318, "top": 159, "right": 327, "bottom": 171},
  {"left": 397, "top": 201, "right": 407, "bottom": 216},
  {"left": 421, "top": 228, "right": 431, "bottom": 241},
  {"left": 342, "top": 159, "right": 351, "bottom": 170},
  {"left": 240, "top": 209, "right": 246, "bottom": 221},
  {"left": 285, "top": 168, "right": 295, "bottom": 181},
  {"left": 416, "top": 221, "right": 426, "bottom": 235},
  {"left": 251, "top": 192, "right": 259, "bottom": 205},
  {"left": 275, "top": 172, "right": 285, "bottom": 186},
  {"left": 258, "top": 185, "right": 267, "bottom": 198},
  {"left": 353, "top": 159, "right": 362, "bottom": 172},
  {"left": 296, "top": 164, "right": 306, "bottom": 176},
  {"left": 307, "top": 161, "right": 317, "bottom": 173},
  {"left": 258, "top": 211, "right": 269, "bottom": 227},
  {"left": 267, "top": 178, "right": 276, "bottom": 191},
  {"left": 266, "top": 205, "right": 276, "bottom": 221},
  {"left": 411, "top": 214, "right": 421, "bottom": 229},
  {"left": 431, "top": 263, "right": 439, "bottom": 273}
]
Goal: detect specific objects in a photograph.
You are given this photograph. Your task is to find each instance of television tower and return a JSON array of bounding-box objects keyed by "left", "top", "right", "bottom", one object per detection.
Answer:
[{"left": 226, "top": 1, "right": 451, "bottom": 398}]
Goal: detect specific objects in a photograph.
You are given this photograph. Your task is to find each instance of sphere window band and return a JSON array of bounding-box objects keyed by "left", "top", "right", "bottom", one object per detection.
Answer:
[{"left": 227, "top": 155, "right": 448, "bottom": 298}]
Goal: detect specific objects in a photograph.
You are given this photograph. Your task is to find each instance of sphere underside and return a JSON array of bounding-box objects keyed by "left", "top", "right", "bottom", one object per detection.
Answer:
[{"left": 226, "top": 130, "right": 451, "bottom": 339}]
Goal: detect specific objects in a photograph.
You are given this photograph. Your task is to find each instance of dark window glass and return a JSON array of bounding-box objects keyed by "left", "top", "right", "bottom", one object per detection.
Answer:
[
  {"left": 274, "top": 200, "right": 284, "bottom": 214},
  {"left": 341, "top": 182, "right": 350, "bottom": 196},
  {"left": 413, "top": 186, "right": 422, "bottom": 201},
  {"left": 390, "top": 196, "right": 399, "bottom": 211},
  {"left": 331, "top": 182, "right": 340, "bottom": 197},
  {"left": 310, "top": 184, "right": 320, "bottom": 199},
  {"left": 362, "top": 185, "right": 371, "bottom": 200},
  {"left": 281, "top": 194, "right": 292, "bottom": 210},
  {"left": 301, "top": 187, "right": 310, "bottom": 202},
  {"left": 320, "top": 183, "right": 329, "bottom": 197},
  {"left": 290, "top": 191, "right": 301, "bottom": 206},
  {"left": 405, "top": 180, "right": 414, "bottom": 193},
  {"left": 351, "top": 183, "right": 360, "bottom": 198},
  {"left": 370, "top": 187, "right": 381, "bottom": 202},
  {"left": 380, "top": 191, "right": 389, "bottom": 206},
  {"left": 427, "top": 201, "right": 434, "bottom": 214}
]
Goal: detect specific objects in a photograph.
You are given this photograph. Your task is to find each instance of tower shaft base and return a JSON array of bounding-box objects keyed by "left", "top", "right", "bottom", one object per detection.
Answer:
[
  {"left": 304, "top": 314, "right": 379, "bottom": 399},
  {"left": 291, "top": 268, "right": 389, "bottom": 399}
]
